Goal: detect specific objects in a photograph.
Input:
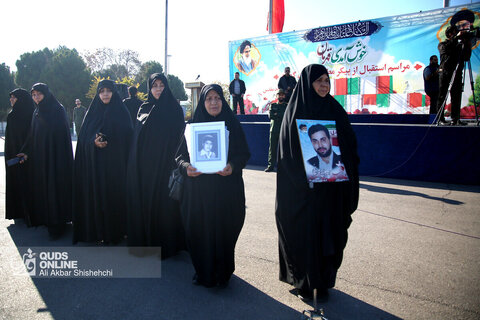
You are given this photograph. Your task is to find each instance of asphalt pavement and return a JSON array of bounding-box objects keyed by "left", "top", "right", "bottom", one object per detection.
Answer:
[{"left": 0, "top": 140, "right": 479, "bottom": 320}]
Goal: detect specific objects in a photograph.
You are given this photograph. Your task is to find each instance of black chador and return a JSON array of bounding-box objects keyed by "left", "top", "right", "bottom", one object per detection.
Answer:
[
  {"left": 73, "top": 80, "right": 133, "bottom": 244},
  {"left": 176, "top": 84, "right": 250, "bottom": 287},
  {"left": 126, "top": 73, "right": 186, "bottom": 258},
  {"left": 25, "top": 83, "right": 73, "bottom": 237},
  {"left": 5, "top": 89, "right": 35, "bottom": 224},
  {"left": 276, "top": 64, "right": 359, "bottom": 298}
]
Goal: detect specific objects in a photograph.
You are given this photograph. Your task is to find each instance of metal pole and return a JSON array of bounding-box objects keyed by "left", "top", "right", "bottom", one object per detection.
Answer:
[
  {"left": 268, "top": 0, "right": 273, "bottom": 34},
  {"left": 443, "top": 0, "right": 449, "bottom": 8},
  {"left": 165, "top": 0, "right": 168, "bottom": 76}
]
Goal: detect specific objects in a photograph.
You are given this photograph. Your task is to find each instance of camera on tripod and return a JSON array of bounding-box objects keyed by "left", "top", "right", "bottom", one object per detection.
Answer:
[{"left": 456, "top": 25, "right": 480, "bottom": 42}]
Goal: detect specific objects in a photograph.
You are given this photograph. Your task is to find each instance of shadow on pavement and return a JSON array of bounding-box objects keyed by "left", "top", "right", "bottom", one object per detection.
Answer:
[
  {"left": 299, "top": 289, "right": 402, "bottom": 320},
  {"left": 360, "top": 176, "right": 480, "bottom": 193},
  {"left": 360, "top": 183, "right": 464, "bottom": 205},
  {"left": 7, "top": 223, "right": 303, "bottom": 320}
]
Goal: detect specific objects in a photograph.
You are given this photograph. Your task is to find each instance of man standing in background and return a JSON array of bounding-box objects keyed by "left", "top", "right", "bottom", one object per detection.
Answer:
[
  {"left": 123, "top": 86, "right": 143, "bottom": 125},
  {"left": 278, "top": 67, "right": 297, "bottom": 101},
  {"left": 423, "top": 55, "right": 439, "bottom": 116},
  {"left": 229, "top": 72, "right": 246, "bottom": 115},
  {"left": 265, "top": 89, "right": 287, "bottom": 172},
  {"left": 73, "top": 99, "right": 86, "bottom": 137}
]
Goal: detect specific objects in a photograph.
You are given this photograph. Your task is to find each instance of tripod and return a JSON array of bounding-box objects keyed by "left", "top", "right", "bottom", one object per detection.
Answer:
[{"left": 435, "top": 41, "right": 479, "bottom": 126}]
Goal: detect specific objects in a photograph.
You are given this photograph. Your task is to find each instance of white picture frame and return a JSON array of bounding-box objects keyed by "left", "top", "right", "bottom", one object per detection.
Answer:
[
  {"left": 296, "top": 119, "right": 349, "bottom": 183},
  {"left": 185, "top": 121, "right": 228, "bottom": 173}
]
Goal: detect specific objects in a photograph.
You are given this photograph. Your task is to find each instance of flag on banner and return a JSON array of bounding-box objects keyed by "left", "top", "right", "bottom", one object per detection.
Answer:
[
  {"left": 267, "top": 0, "right": 285, "bottom": 34},
  {"left": 332, "top": 75, "right": 428, "bottom": 114}
]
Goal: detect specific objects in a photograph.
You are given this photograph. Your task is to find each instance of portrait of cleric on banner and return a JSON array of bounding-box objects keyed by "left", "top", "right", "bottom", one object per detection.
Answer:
[
  {"left": 296, "top": 119, "right": 349, "bottom": 183},
  {"left": 234, "top": 40, "right": 261, "bottom": 75}
]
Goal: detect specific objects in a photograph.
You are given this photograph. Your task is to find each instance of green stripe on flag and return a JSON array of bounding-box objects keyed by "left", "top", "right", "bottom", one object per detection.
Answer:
[
  {"left": 377, "top": 94, "right": 389, "bottom": 108},
  {"left": 334, "top": 95, "right": 346, "bottom": 107},
  {"left": 348, "top": 78, "right": 360, "bottom": 95}
]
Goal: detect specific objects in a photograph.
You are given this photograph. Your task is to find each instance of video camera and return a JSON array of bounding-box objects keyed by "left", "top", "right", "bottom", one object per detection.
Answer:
[{"left": 455, "top": 25, "right": 480, "bottom": 41}]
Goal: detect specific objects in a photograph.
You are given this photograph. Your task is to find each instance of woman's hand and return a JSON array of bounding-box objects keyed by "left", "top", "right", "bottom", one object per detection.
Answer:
[
  {"left": 94, "top": 134, "right": 108, "bottom": 148},
  {"left": 187, "top": 164, "right": 202, "bottom": 177},
  {"left": 16, "top": 153, "right": 28, "bottom": 163},
  {"left": 217, "top": 163, "right": 232, "bottom": 176}
]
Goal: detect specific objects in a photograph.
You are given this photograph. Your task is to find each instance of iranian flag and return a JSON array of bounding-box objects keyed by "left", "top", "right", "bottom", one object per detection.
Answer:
[{"left": 267, "top": 0, "right": 285, "bottom": 34}]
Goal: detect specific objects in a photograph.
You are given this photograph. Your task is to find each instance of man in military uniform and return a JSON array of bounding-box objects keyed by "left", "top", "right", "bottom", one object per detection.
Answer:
[
  {"left": 73, "top": 99, "right": 87, "bottom": 136},
  {"left": 265, "top": 89, "right": 288, "bottom": 172}
]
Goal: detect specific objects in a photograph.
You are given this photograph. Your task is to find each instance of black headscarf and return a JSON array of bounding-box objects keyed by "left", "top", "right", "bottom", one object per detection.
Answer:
[
  {"left": 5, "top": 89, "right": 35, "bottom": 159},
  {"left": 73, "top": 79, "right": 133, "bottom": 243},
  {"left": 126, "top": 73, "right": 186, "bottom": 256},
  {"left": 276, "top": 64, "right": 359, "bottom": 292},
  {"left": 4, "top": 88, "right": 35, "bottom": 222},
  {"left": 27, "top": 83, "right": 73, "bottom": 235}
]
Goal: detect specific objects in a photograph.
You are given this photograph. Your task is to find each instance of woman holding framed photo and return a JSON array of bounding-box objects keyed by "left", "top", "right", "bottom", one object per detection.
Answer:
[{"left": 175, "top": 84, "right": 250, "bottom": 288}]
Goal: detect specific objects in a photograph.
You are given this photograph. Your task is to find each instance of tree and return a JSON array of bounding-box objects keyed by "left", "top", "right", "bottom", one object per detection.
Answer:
[
  {"left": 41, "top": 46, "right": 92, "bottom": 124},
  {"left": 83, "top": 48, "right": 141, "bottom": 79},
  {"left": 98, "top": 64, "right": 129, "bottom": 80},
  {"left": 82, "top": 48, "right": 115, "bottom": 73},
  {"left": 86, "top": 76, "right": 146, "bottom": 101},
  {"left": 212, "top": 80, "right": 230, "bottom": 103},
  {"left": 15, "top": 48, "right": 53, "bottom": 90},
  {"left": 167, "top": 74, "right": 188, "bottom": 101},
  {"left": 0, "top": 63, "right": 16, "bottom": 121},
  {"left": 14, "top": 47, "right": 92, "bottom": 125},
  {"left": 117, "top": 49, "right": 141, "bottom": 78},
  {"left": 136, "top": 61, "right": 164, "bottom": 93}
]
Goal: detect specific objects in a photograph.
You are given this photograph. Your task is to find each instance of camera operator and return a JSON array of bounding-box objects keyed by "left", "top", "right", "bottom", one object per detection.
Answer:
[{"left": 437, "top": 9, "right": 475, "bottom": 126}]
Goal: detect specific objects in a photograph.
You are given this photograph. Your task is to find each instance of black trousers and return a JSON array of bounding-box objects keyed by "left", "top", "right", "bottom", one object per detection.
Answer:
[
  {"left": 426, "top": 91, "right": 439, "bottom": 115},
  {"left": 438, "top": 67, "right": 463, "bottom": 122},
  {"left": 232, "top": 95, "right": 245, "bottom": 114}
]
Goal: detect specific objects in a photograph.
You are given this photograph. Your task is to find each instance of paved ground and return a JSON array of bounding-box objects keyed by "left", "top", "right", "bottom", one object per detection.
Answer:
[{"left": 0, "top": 139, "right": 479, "bottom": 320}]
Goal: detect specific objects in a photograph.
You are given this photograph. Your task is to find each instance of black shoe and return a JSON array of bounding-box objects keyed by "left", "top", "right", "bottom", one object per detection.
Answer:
[
  {"left": 438, "top": 119, "right": 449, "bottom": 125},
  {"left": 315, "top": 288, "right": 329, "bottom": 303},
  {"left": 455, "top": 120, "right": 467, "bottom": 126},
  {"left": 264, "top": 167, "right": 274, "bottom": 172},
  {"left": 192, "top": 273, "right": 200, "bottom": 286},
  {"left": 297, "top": 288, "right": 313, "bottom": 301},
  {"left": 192, "top": 273, "right": 215, "bottom": 288}
]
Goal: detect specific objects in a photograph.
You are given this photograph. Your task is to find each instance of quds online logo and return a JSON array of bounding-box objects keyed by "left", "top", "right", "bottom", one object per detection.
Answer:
[{"left": 22, "top": 248, "right": 36, "bottom": 276}]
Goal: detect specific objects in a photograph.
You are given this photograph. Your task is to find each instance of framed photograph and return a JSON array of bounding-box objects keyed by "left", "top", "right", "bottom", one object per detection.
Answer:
[
  {"left": 296, "top": 119, "right": 349, "bottom": 183},
  {"left": 185, "top": 121, "right": 228, "bottom": 173}
]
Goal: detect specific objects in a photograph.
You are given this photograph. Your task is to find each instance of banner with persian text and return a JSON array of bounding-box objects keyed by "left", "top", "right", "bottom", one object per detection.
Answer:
[{"left": 228, "top": 4, "right": 480, "bottom": 117}]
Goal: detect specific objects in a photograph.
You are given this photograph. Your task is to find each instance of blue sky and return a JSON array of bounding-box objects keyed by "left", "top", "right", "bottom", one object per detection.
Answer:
[{"left": 0, "top": 0, "right": 474, "bottom": 85}]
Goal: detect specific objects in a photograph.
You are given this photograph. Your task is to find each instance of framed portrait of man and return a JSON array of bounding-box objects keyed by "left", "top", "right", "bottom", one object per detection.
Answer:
[
  {"left": 185, "top": 121, "right": 228, "bottom": 173},
  {"left": 296, "top": 119, "right": 349, "bottom": 183}
]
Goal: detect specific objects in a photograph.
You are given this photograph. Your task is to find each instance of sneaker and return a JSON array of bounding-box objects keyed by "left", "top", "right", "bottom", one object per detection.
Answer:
[{"left": 264, "top": 167, "right": 274, "bottom": 172}]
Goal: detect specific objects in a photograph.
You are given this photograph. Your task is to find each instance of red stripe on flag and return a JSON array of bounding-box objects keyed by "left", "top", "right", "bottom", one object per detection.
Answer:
[
  {"left": 267, "top": 0, "right": 285, "bottom": 33},
  {"left": 363, "top": 94, "right": 377, "bottom": 105},
  {"left": 407, "top": 93, "right": 423, "bottom": 108},
  {"left": 335, "top": 78, "right": 348, "bottom": 95},
  {"left": 377, "top": 76, "right": 390, "bottom": 94}
]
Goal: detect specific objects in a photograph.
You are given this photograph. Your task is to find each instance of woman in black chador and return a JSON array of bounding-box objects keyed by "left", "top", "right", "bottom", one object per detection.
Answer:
[
  {"left": 276, "top": 64, "right": 359, "bottom": 301},
  {"left": 126, "top": 73, "right": 186, "bottom": 258},
  {"left": 18, "top": 83, "right": 73, "bottom": 237},
  {"left": 5, "top": 89, "right": 35, "bottom": 224},
  {"left": 73, "top": 80, "right": 133, "bottom": 244},
  {"left": 176, "top": 84, "right": 250, "bottom": 287}
]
